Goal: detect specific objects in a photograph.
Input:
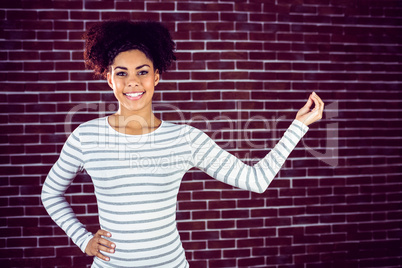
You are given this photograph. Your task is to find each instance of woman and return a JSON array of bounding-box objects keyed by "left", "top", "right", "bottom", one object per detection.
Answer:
[{"left": 41, "top": 20, "right": 324, "bottom": 267}]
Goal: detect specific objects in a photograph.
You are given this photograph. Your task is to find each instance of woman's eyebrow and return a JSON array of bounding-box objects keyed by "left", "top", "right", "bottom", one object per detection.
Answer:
[
  {"left": 114, "top": 64, "right": 150, "bottom": 71},
  {"left": 135, "top": 64, "right": 150, "bottom": 70}
]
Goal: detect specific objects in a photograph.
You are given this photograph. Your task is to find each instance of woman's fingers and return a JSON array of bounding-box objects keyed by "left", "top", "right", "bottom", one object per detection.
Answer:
[
  {"left": 98, "top": 237, "right": 116, "bottom": 252},
  {"left": 310, "top": 92, "right": 324, "bottom": 121},
  {"left": 305, "top": 93, "right": 314, "bottom": 108},
  {"left": 85, "top": 229, "right": 115, "bottom": 262},
  {"left": 95, "top": 250, "right": 110, "bottom": 262},
  {"left": 312, "top": 92, "right": 324, "bottom": 116},
  {"left": 295, "top": 92, "right": 324, "bottom": 126},
  {"left": 98, "top": 243, "right": 115, "bottom": 254},
  {"left": 96, "top": 229, "right": 111, "bottom": 238},
  {"left": 96, "top": 229, "right": 115, "bottom": 248}
]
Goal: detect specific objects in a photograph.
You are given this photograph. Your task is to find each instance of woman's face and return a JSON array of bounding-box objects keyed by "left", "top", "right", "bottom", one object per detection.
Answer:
[{"left": 107, "top": 49, "right": 159, "bottom": 115}]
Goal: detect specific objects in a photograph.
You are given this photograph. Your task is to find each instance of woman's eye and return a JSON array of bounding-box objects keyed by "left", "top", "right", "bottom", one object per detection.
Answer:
[
  {"left": 138, "top": 70, "right": 148, "bottom": 76},
  {"left": 116, "top": 72, "right": 126, "bottom": 76}
]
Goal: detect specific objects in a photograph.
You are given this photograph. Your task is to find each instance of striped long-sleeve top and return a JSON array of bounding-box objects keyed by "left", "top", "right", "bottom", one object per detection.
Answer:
[{"left": 41, "top": 116, "right": 308, "bottom": 267}]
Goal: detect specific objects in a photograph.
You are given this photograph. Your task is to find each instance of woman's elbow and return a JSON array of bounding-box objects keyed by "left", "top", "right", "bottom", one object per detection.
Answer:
[
  {"left": 40, "top": 184, "right": 47, "bottom": 205},
  {"left": 252, "top": 186, "right": 267, "bottom": 194}
]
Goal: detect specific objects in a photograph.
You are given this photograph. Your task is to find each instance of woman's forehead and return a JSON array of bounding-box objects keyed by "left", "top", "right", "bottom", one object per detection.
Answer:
[{"left": 112, "top": 49, "right": 154, "bottom": 68}]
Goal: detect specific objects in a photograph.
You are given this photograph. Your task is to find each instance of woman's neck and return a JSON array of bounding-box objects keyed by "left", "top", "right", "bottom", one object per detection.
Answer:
[{"left": 108, "top": 109, "right": 161, "bottom": 135}]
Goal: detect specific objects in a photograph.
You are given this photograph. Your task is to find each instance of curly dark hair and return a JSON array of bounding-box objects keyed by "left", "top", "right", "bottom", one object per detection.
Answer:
[{"left": 83, "top": 20, "right": 176, "bottom": 79}]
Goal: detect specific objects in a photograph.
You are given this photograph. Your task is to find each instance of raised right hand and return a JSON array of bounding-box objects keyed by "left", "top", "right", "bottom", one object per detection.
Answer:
[
  {"left": 295, "top": 92, "right": 324, "bottom": 126},
  {"left": 85, "top": 229, "right": 115, "bottom": 262}
]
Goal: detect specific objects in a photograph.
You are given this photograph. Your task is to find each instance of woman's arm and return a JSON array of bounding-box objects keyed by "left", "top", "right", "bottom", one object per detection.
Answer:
[
  {"left": 41, "top": 129, "right": 115, "bottom": 261},
  {"left": 41, "top": 131, "right": 94, "bottom": 251},
  {"left": 188, "top": 93, "right": 324, "bottom": 193},
  {"left": 41, "top": 127, "right": 116, "bottom": 261}
]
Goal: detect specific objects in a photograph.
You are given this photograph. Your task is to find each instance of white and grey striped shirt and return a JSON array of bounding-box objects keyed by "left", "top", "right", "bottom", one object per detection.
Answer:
[{"left": 41, "top": 117, "right": 308, "bottom": 267}]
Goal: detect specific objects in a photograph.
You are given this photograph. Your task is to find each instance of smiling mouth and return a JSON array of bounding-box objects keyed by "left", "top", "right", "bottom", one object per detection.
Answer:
[{"left": 124, "top": 92, "right": 145, "bottom": 97}]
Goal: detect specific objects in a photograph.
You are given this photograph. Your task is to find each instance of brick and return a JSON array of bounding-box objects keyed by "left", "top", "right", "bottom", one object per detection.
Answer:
[
  {"left": 221, "top": 51, "right": 248, "bottom": 60},
  {"left": 133, "top": 11, "right": 161, "bottom": 21},
  {"left": 0, "top": 249, "right": 23, "bottom": 259},
  {"left": 176, "top": 41, "right": 204, "bottom": 50},
  {"left": 0, "top": 166, "right": 22, "bottom": 176},
  {"left": 115, "top": 2, "right": 143, "bottom": 10},
  {"left": 192, "top": 210, "right": 220, "bottom": 220},
  {"left": 181, "top": 3, "right": 232, "bottom": 12},
  {"left": 23, "top": 62, "right": 54, "bottom": 71},
  {"left": 221, "top": 190, "right": 250, "bottom": 200},
  {"left": 7, "top": 237, "right": 37, "bottom": 247},
  {"left": 177, "top": 221, "right": 205, "bottom": 231},
  {"left": 236, "top": 22, "right": 263, "bottom": 32},
  {"left": 39, "top": 52, "right": 70, "bottom": 61},
  {"left": 238, "top": 257, "right": 265, "bottom": 266},
  {"left": 237, "top": 238, "right": 264, "bottom": 248},
  {"left": 237, "top": 219, "right": 264, "bottom": 228},
  {"left": 179, "top": 201, "right": 207, "bottom": 211},
  {"left": 221, "top": 229, "right": 248, "bottom": 239},
  {"left": 207, "top": 22, "right": 234, "bottom": 31},
  {"left": 191, "top": 72, "right": 219, "bottom": 80},
  {"left": 70, "top": 11, "right": 99, "bottom": 20},
  {"left": 192, "top": 230, "right": 219, "bottom": 240},
  {"left": 54, "top": 42, "right": 84, "bottom": 51},
  {"left": 0, "top": 207, "right": 24, "bottom": 217},
  {"left": 178, "top": 22, "right": 205, "bottom": 32},
  {"left": 0, "top": 227, "right": 21, "bottom": 237},
  {"left": 182, "top": 241, "right": 206, "bottom": 250},
  {"left": 11, "top": 155, "right": 41, "bottom": 165},
  {"left": 208, "top": 259, "right": 236, "bottom": 267},
  {"left": 147, "top": 2, "right": 174, "bottom": 11},
  {"left": 85, "top": 0, "right": 114, "bottom": 9},
  {"left": 7, "top": 10, "right": 37, "bottom": 20},
  {"left": 221, "top": 71, "right": 248, "bottom": 80},
  {"left": 265, "top": 217, "right": 291, "bottom": 227},
  {"left": 222, "top": 209, "right": 249, "bottom": 219},
  {"left": 192, "top": 190, "right": 221, "bottom": 200},
  {"left": 221, "top": 32, "right": 248, "bottom": 41},
  {"left": 193, "top": 250, "right": 221, "bottom": 259},
  {"left": 6, "top": 72, "right": 38, "bottom": 81},
  {"left": 293, "top": 215, "right": 319, "bottom": 225},
  {"left": 252, "top": 247, "right": 278, "bottom": 256},
  {"left": 208, "top": 201, "right": 236, "bottom": 209},
  {"left": 8, "top": 217, "right": 39, "bottom": 227},
  {"left": 101, "top": 12, "right": 131, "bottom": 21},
  {"left": 162, "top": 12, "right": 189, "bottom": 22},
  {"left": 10, "top": 258, "right": 43, "bottom": 267},
  {"left": 187, "top": 260, "right": 207, "bottom": 267},
  {"left": 38, "top": 11, "right": 68, "bottom": 20},
  {"left": 22, "top": 41, "right": 53, "bottom": 50},
  {"left": 41, "top": 257, "right": 73, "bottom": 267},
  {"left": 2, "top": 30, "right": 35, "bottom": 40},
  {"left": 207, "top": 220, "right": 235, "bottom": 229},
  {"left": 221, "top": 12, "right": 248, "bottom": 22},
  {"left": 191, "top": 12, "right": 219, "bottom": 21},
  {"left": 38, "top": 72, "right": 69, "bottom": 81},
  {"left": 237, "top": 61, "right": 264, "bottom": 70},
  {"left": 206, "top": 61, "right": 234, "bottom": 70}
]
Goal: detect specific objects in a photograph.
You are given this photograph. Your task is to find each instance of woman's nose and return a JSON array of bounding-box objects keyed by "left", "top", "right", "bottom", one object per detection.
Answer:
[{"left": 127, "top": 76, "right": 139, "bottom": 87}]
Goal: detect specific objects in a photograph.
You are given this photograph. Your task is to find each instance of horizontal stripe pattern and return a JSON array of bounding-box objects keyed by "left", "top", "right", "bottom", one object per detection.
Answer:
[{"left": 41, "top": 117, "right": 308, "bottom": 267}]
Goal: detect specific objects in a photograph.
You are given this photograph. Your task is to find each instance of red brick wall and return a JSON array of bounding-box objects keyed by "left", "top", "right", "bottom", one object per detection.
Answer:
[{"left": 1, "top": 0, "right": 401, "bottom": 267}]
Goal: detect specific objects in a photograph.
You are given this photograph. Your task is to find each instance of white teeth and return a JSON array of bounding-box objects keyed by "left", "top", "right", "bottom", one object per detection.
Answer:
[{"left": 125, "top": 92, "right": 144, "bottom": 97}]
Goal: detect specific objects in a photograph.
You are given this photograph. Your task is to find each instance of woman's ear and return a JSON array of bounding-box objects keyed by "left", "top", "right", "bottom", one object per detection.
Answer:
[
  {"left": 154, "top": 70, "right": 160, "bottom": 87},
  {"left": 107, "top": 72, "right": 113, "bottom": 89}
]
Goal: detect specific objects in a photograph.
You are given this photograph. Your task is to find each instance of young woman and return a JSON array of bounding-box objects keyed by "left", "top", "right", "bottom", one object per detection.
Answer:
[{"left": 41, "top": 20, "right": 324, "bottom": 267}]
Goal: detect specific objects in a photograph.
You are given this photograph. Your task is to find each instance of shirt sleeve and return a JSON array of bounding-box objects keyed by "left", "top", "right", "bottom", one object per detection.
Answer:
[
  {"left": 187, "top": 119, "right": 309, "bottom": 193},
  {"left": 41, "top": 128, "right": 93, "bottom": 253}
]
